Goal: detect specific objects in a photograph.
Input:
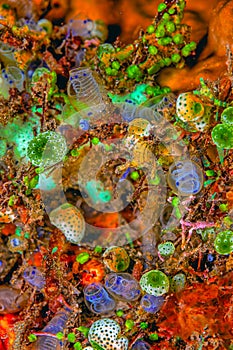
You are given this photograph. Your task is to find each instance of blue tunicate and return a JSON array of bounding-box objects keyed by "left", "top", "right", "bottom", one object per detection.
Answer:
[
  {"left": 79, "top": 119, "right": 90, "bottom": 130},
  {"left": 33, "top": 307, "right": 71, "bottom": 349},
  {"left": 131, "top": 340, "right": 151, "bottom": 350},
  {"left": 140, "top": 294, "right": 164, "bottom": 313},
  {"left": 105, "top": 273, "right": 141, "bottom": 301},
  {"left": 119, "top": 168, "right": 131, "bottom": 182},
  {"left": 207, "top": 253, "right": 214, "bottom": 262},
  {"left": 23, "top": 266, "right": 45, "bottom": 290},
  {"left": 84, "top": 282, "right": 116, "bottom": 314}
]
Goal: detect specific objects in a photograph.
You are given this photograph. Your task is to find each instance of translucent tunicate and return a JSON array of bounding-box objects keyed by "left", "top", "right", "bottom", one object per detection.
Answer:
[
  {"left": 22, "top": 266, "right": 45, "bottom": 290},
  {"left": 67, "top": 68, "right": 104, "bottom": 111},
  {"left": 0, "top": 285, "right": 28, "bottom": 314},
  {"left": 88, "top": 318, "right": 128, "bottom": 350},
  {"left": 0, "top": 42, "right": 16, "bottom": 67},
  {"left": 140, "top": 294, "right": 164, "bottom": 313},
  {"left": 84, "top": 282, "right": 116, "bottom": 314},
  {"left": 2, "top": 66, "right": 25, "bottom": 91},
  {"left": 68, "top": 19, "right": 107, "bottom": 41},
  {"left": 105, "top": 273, "right": 141, "bottom": 301},
  {"left": 167, "top": 160, "right": 204, "bottom": 196}
]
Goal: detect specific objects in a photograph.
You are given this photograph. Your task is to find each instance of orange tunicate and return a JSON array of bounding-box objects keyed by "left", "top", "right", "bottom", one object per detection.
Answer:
[{"left": 80, "top": 259, "right": 105, "bottom": 285}]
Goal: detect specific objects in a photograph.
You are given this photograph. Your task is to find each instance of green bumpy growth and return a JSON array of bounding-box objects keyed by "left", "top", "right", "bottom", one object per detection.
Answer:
[
  {"left": 158, "top": 241, "right": 175, "bottom": 256},
  {"left": 211, "top": 124, "right": 233, "bottom": 149},
  {"left": 140, "top": 270, "right": 169, "bottom": 296},
  {"left": 95, "top": 0, "right": 195, "bottom": 93},
  {"left": 27, "top": 131, "right": 67, "bottom": 167},
  {"left": 214, "top": 230, "right": 233, "bottom": 255}
]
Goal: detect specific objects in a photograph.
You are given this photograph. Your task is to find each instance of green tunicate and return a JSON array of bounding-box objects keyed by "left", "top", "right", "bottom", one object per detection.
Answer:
[
  {"left": 140, "top": 270, "right": 169, "bottom": 296},
  {"left": 181, "top": 45, "right": 191, "bottom": 57},
  {"left": 170, "top": 273, "right": 186, "bottom": 293},
  {"left": 173, "top": 34, "right": 183, "bottom": 44},
  {"left": 166, "top": 22, "right": 176, "bottom": 33},
  {"left": 158, "top": 37, "right": 172, "bottom": 46},
  {"left": 158, "top": 3, "right": 167, "bottom": 12},
  {"left": 105, "top": 67, "right": 112, "bottom": 75},
  {"left": 188, "top": 41, "right": 197, "bottom": 51},
  {"left": 111, "top": 61, "right": 121, "bottom": 70},
  {"left": 126, "top": 65, "right": 143, "bottom": 81},
  {"left": 147, "top": 64, "right": 161, "bottom": 75},
  {"left": 214, "top": 230, "right": 233, "bottom": 255},
  {"left": 158, "top": 242, "right": 175, "bottom": 256},
  {"left": 211, "top": 124, "right": 233, "bottom": 149},
  {"left": 27, "top": 131, "right": 68, "bottom": 167},
  {"left": 147, "top": 25, "right": 155, "bottom": 34},
  {"left": 148, "top": 45, "right": 158, "bottom": 55},
  {"left": 155, "top": 26, "right": 165, "bottom": 38},
  {"left": 221, "top": 107, "right": 233, "bottom": 125},
  {"left": 163, "top": 57, "right": 172, "bottom": 66},
  {"left": 76, "top": 252, "right": 90, "bottom": 264},
  {"left": 171, "top": 53, "right": 181, "bottom": 63},
  {"left": 162, "top": 13, "right": 170, "bottom": 21}
]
